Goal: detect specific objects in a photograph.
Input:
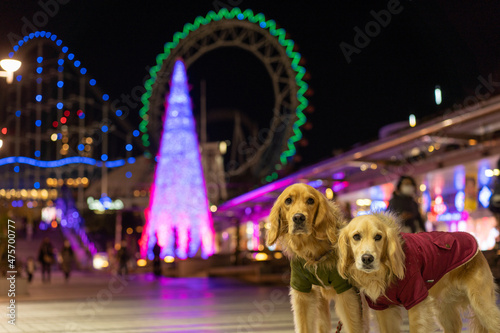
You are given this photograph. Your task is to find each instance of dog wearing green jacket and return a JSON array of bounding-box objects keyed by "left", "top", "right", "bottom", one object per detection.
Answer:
[{"left": 266, "top": 183, "right": 368, "bottom": 333}]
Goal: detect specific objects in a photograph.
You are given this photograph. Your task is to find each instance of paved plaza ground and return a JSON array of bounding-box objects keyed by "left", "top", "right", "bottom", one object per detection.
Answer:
[{"left": 1, "top": 270, "right": 499, "bottom": 332}]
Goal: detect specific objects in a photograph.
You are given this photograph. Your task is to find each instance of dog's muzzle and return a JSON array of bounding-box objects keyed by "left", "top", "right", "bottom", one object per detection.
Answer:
[
  {"left": 291, "top": 213, "right": 307, "bottom": 234},
  {"left": 360, "top": 254, "right": 375, "bottom": 270}
]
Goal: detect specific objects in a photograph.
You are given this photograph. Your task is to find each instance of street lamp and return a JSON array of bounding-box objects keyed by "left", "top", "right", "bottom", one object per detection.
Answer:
[{"left": 0, "top": 59, "right": 22, "bottom": 84}]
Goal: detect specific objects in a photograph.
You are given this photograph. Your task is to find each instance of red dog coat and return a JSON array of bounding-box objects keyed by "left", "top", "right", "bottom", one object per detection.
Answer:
[{"left": 366, "top": 232, "right": 479, "bottom": 310}]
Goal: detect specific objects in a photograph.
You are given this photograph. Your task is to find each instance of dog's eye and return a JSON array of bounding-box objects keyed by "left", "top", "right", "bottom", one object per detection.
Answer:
[
  {"left": 285, "top": 197, "right": 292, "bottom": 205},
  {"left": 353, "top": 234, "right": 361, "bottom": 241},
  {"left": 374, "top": 234, "right": 382, "bottom": 241},
  {"left": 306, "top": 198, "right": 314, "bottom": 205}
]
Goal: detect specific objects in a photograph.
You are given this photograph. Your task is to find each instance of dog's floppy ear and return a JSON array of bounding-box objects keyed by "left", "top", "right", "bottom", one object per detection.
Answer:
[
  {"left": 383, "top": 216, "right": 406, "bottom": 280},
  {"left": 266, "top": 197, "right": 283, "bottom": 246},
  {"left": 336, "top": 226, "right": 352, "bottom": 279},
  {"left": 313, "top": 193, "right": 341, "bottom": 243}
]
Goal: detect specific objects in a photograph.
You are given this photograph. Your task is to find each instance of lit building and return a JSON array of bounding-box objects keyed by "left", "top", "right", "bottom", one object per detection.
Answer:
[{"left": 212, "top": 95, "right": 500, "bottom": 275}]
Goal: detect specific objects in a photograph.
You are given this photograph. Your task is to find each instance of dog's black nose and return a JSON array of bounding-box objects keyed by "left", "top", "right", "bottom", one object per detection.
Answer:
[
  {"left": 361, "top": 254, "right": 374, "bottom": 264},
  {"left": 293, "top": 213, "right": 306, "bottom": 224}
]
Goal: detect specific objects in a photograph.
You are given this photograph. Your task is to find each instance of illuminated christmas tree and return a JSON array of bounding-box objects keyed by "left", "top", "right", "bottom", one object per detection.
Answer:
[{"left": 140, "top": 59, "right": 214, "bottom": 260}]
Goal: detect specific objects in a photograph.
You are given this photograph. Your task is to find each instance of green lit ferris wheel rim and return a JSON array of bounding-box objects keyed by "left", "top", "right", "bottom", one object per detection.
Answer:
[{"left": 138, "top": 7, "right": 308, "bottom": 181}]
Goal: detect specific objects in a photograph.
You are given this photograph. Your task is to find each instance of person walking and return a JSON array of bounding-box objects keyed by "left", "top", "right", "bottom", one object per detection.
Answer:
[
  {"left": 26, "top": 257, "right": 35, "bottom": 283},
  {"left": 117, "top": 241, "right": 130, "bottom": 277},
  {"left": 38, "top": 237, "right": 54, "bottom": 283},
  {"left": 153, "top": 242, "right": 162, "bottom": 277},
  {"left": 387, "top": 175, "right": 426, "bottom": 233},
  {"left": 60, "top": 240, "right": 75, "bottom": 282}
]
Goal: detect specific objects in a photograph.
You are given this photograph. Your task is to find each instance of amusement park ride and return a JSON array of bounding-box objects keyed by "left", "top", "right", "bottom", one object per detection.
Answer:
[{"left": 0, "top": 8, "right": 311, "bottom": 260}]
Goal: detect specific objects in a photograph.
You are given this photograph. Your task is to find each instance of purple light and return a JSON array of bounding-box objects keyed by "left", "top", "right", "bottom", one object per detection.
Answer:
[
  {"left": 332, "top": 171, "right": 345, "bottom": 180},
  {"left": 140, "top": 59, "right": 214, "bottom": 260},
  {"left": 332, "top": 181, "right": 349, "bottom": 192},
  {"left": 307, "top": 179, "right": 323, "bottom": 188}
]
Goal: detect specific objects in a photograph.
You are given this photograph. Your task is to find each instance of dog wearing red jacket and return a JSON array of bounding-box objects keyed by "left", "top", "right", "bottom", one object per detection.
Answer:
[{"left": 337, "top": 213, "right": 500, "bottom": 333}]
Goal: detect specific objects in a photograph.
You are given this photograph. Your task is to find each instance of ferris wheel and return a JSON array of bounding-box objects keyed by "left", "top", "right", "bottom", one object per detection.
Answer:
[{"left": 139, "top": 8, "right": 309, "bottom": 181}]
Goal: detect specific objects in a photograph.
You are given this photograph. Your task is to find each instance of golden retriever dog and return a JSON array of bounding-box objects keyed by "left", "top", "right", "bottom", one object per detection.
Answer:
[
  {"left": 338, "top": 213, "right": 500, "bottom": 332},
  {"left": 266, "top": 183, "right": 368, "bottom": 333}
]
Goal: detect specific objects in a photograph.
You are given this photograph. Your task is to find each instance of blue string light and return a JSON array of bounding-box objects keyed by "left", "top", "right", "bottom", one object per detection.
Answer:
[
  {"left": 0, "top": 156, "right": 131, "bottom": 168},
  {"left": 105, "top": 160, "right": 125, "bottom": 168},
  {"left": 68, "top": 53, "right": 74, "bottom": 60},
  {"left": 125, "top": 144, "right": 133, "bottom": 151}
]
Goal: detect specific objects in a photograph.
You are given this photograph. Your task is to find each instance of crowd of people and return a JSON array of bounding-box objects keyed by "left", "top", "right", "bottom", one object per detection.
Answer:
[
  {"left": 22, "top": 238, "right": 135, "bottom": 283},
  {"left": 34, "top": 237, "right": 75, "bottom": 283}
]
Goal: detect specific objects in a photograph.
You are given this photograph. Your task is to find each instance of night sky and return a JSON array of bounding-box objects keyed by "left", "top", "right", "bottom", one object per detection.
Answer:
[{"left": 1, "top": 0, "right": 500, "bottom": 169}]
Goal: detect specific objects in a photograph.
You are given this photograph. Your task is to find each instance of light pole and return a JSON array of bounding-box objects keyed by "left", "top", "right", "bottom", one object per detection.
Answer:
[{"left": 0, "top": 59, "right": 22, "bottom": 84}]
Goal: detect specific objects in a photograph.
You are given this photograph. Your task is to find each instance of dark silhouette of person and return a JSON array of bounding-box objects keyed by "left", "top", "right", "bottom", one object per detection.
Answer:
[
  {"left": 26, "top": 257, "right": 35, "bottom": 283},
  {"left": 117, "top": 241, "right": 130, "bottom": 276},
  {"left": 387, "top": 175, "right": 426, "bottom": 233},
  {"left": 60, "top": 240, "right": 75, "bottom": 282},
  {"left": 38, "top": 237, "right": 54, "bottom": 283},
  {"left": 153, "top": 243, "right": 162, "bottom": 277}
]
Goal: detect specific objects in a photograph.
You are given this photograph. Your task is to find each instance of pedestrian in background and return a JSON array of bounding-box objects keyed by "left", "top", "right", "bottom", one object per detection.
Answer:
[
  {"left": 26, "top": 257, "right": 35, "bottom": 283},
  {"left": 117, "top": 240, "right": 130, "bottom": 276},
  {"left": 38, "top": 237, "right": 54, "bottom": 283},
  {"left": 60, "top": 240, "right": 75, "bottom": 282},
  {"left": 387, "top": 175, "right": 426, "bottom": 233},
  {"left": 153, "top": 242, "right": 162, "bottom": 277}
]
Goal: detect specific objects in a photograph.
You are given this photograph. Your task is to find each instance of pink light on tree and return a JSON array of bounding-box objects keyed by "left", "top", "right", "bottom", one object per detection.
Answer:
[{"left": 139, "top": 59, "right": 214, "bottom": 260}]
